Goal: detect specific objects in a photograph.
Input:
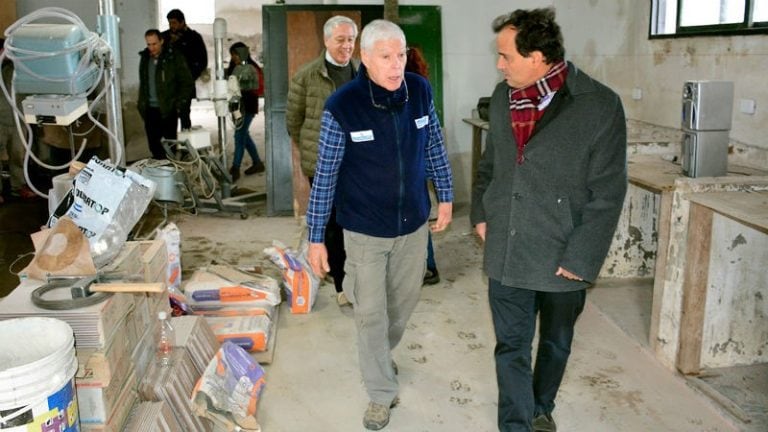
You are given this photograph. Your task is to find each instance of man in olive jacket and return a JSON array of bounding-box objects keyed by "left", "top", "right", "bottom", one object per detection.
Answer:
[
  {"left": 286, "top": 15, "right": 359, "bottom": 305},
  {"left": 138, "top": 29, "right": 194, "bottom": 160},
  {"left": 286, "top": 15, "right": 359, "bottom": 179},
  {"left": 470, "top": 9, "right": 627, "bottom": 432}
]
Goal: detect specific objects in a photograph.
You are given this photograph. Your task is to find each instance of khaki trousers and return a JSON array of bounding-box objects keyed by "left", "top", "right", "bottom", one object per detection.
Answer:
[{"left": 343, "top": 223, "right": 428, "bottom": 405}]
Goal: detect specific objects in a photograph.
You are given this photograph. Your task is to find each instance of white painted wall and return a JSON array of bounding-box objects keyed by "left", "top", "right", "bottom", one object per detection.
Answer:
[
  {"left": 563, "top": 0, "right": 768, "bottom": 169},
  {"left": 702, "top": 214, "right": 768, "bottom": 368}
]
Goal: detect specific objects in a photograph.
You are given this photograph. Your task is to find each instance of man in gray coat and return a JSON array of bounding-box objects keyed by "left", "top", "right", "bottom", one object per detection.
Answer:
[{"left": 470, "top": 8, "right": 627, "bottom": 432}]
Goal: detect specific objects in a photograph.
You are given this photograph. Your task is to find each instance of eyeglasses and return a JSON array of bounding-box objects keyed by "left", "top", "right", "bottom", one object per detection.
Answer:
[{"left": 368, "top": 79, "right": 409, "bottom": 110}]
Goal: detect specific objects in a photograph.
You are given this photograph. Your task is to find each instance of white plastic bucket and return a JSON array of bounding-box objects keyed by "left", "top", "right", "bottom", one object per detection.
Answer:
[{"left": 0, "top": 317, "right": 80, "bottom": 432}]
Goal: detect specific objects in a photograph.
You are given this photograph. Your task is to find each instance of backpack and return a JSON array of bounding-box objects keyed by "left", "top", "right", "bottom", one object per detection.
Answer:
[{"left": 255, "top": 63, "right": 264, "bottom": 97}]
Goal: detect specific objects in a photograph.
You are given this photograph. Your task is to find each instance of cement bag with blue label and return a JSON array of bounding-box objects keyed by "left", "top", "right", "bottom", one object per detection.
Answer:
[{"left": 48, "top": 156, "right": 156, "bottom": 268}]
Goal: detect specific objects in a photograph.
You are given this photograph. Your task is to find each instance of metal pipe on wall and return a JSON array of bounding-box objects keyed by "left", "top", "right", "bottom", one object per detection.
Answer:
[
  {"left": 213, "top": 17, "right": 229, "bottom": 196},
  {"left": 98, "top": 0, "right": 125, "bottom": 166}
]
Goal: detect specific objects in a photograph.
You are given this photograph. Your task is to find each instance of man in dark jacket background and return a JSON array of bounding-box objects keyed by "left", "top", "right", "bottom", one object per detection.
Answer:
[
  {"left": 137, "top": 29, "right": 194, "bottom": 160},
  {"left": 471, "top": 8, "right": 627, "bottom": 432},
  {"left": 162, "top": 9, "right": 207, "bottom": 130}
]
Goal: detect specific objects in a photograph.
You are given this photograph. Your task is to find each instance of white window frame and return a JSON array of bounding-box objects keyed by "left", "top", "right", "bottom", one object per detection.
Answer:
[{"left": 650, "top": 0, "right": 768, "bottom": 37}]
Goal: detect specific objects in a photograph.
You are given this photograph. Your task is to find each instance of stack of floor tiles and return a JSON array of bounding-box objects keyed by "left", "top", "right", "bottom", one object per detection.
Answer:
[
  {"left": 123, "top": 401, "right": 183, "bottom": 432},
  {"left": 173, "top": 315, "right": 221, "bottom": 376},
  {"left": 77, "top": 288, "right": 171, "bottom": 431},
  {"left": 0, "top": 240, "right": 172, "bottom": 432},
  {"left": 138, "top": 349, "right": 212, "bottom": 431},
  {"left": 0, "top": 280, "right": 136, "bottom": 348}
]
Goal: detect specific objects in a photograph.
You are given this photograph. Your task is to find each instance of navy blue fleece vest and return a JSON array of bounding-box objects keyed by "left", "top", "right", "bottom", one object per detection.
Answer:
[{"left": 325, "top": 70, "right": 433, "bottom": 238}]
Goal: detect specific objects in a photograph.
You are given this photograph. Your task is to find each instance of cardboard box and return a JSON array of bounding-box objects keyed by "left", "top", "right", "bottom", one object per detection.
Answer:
[
  {"left": 79, "top": 372, "right": 138, "bottom": 432},
  {"left": 100, "top": 242, "right": 143, "bottom": 278},
  {"left": 76, "top": 319, "right": 133, "bottom": 387},
  {"left": 140, "top": 239, "right": 168, "bottom": 283},
  {"left": 77, "top": 357, "right": 136, "bottom": 424}
]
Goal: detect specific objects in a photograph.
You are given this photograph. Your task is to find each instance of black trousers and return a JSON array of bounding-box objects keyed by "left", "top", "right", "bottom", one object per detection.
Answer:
[
  {"left": 143, "top": 107, "right": 178, "bottom": 160},
  {"left": 488, "top": 278, "right": 586, "bottom": 432},
  {"left": 308, "top": 176, "right": 346, "bottom": 293}
]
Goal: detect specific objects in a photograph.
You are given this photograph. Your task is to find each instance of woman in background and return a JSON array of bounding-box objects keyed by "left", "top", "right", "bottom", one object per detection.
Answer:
[
  {"left": 227, "top": 42, "right": 265, "bottom": 181},
  {"left": 406, "top": 45, "right": 440, "bottom": 285}
]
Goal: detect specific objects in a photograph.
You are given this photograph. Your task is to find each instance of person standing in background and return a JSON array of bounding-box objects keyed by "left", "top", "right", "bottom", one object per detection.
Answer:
[
  {"left": 286, "top": 15, "right": 359, "bottom": 306},
  {"left": 227, "top": 42, "right": 265, "bottom": 181},
  {"left": 405, "top": 45, "right": 441, "bottom": 286},
  {"left": 0, "top": 38, "right": 29, "bottom": 203},
  {"left": 162, "top": 9, "right": 207, "bottom": 130},
  {"left": 137, "top": 29, "right": 194, "bottom": 160},
  {"left": 471, "top": 8, "right": 627, "bottom": 432},
  {"left": 306, "top": 20, "right": 453, "bottom": 430}
]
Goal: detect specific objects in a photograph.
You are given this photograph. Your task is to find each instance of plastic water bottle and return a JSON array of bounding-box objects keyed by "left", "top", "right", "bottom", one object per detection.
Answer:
[{"left": 156, "top": 311, "right": 175, "bottom": 367}]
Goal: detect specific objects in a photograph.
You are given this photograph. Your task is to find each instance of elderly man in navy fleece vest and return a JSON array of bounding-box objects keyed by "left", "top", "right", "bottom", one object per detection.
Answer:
[{"left": 305, "top": 19, "right": 453, "bottom": 431}]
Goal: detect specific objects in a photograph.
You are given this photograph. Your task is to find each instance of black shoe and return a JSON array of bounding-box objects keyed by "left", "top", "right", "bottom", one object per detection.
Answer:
[
  {"left": 244, "top": 161, "right": 265, "bottom": 175},
  {"left": 230, "top": 166, "right": 240, "bottom": 182},
  {"left": 533, "top": 413, "right": 557, "bottom": 432},
  {"left": 423, "top": 268, "right": 440, "bottom": 285}
]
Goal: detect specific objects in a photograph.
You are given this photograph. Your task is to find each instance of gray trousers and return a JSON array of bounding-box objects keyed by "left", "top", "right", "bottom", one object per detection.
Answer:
[{"left": 343, "top": 224, "right": 428, "bottom": 405}]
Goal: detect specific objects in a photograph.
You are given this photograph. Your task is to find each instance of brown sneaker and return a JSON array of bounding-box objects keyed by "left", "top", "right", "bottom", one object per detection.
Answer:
[
  {"left": 363, "top": 401, "right": 393, "bottom": 430},
  {"left": 533, "top": 413, "right": 557, "bottom": 432}
]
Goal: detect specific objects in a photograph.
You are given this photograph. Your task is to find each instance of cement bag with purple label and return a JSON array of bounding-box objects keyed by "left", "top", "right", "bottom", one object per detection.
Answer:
[
  {"left": 263, "top": 240, "right": 319, "bottom": 314},
  {"left": 48, "top": 156, "right": 156, "bottom": 268}
]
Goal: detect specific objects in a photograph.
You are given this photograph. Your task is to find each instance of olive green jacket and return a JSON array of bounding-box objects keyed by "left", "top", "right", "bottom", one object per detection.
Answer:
[{"left": 286, "top": 52, "right": 358, "bottom": 177}]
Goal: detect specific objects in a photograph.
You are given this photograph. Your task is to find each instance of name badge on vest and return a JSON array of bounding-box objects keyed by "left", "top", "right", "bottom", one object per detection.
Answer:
[
  {"left": 414, "top": 115, "right": 429, "bottom": 129},
  {"left": 350, "top": 130, "right": 374, "bottom": 142}
]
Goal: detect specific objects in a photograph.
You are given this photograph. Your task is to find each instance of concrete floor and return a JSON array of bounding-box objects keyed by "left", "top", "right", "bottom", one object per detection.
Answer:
[
  {"left": 173, "top": 208, "right": 738, "bottom": 432},
  {"left": 1, "top": 103, "right": 761, "bottom": 431}
]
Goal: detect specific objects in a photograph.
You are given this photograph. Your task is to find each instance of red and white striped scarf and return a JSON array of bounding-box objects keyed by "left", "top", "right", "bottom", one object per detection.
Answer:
[{"left": 508, "top": 61, "right": 568, "bottom": 164}]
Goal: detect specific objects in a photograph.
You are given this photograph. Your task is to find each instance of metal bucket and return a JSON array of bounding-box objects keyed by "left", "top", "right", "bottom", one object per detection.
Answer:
[{"left": 141, "top": 165, "right": 185, "bottom": 204}]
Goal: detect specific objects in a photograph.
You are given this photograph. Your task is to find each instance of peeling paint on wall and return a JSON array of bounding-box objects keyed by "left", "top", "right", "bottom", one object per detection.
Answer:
[
  {"left": 600, "top": 186, "right": 658, "bottom": 278},
  {"left": 655, "top": 177, "right": 768, "bottom": 370},
  {"left": 728, "top": 233, "right": 747, "bottom": 251}
]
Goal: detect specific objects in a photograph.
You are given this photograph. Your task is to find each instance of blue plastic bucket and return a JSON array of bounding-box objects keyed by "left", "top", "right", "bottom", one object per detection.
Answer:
[{"left": 0, "top": 317, "right": 80, "bottom": 432}]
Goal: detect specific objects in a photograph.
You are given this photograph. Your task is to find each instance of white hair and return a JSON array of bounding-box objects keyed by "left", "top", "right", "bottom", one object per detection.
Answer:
[
  {"left": 360, "top": 19, "right": 406, "bottom": 52},
  {"left": 323, "top": 15, "right": 358, "bottom": 39}
]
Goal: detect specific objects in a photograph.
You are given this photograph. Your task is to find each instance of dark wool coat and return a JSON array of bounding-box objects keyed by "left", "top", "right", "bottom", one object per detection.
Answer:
[
  {"left": 137, "top": 47, "right": 194, "bottom": 120},
  {"left": 470, "top": 62, "right": 627, "bottom": 292}
]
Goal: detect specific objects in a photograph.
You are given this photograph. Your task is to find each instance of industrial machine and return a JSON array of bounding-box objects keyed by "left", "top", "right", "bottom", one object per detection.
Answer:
[{"left": 0, "top": 4, "right": 125, "bottom": 200}]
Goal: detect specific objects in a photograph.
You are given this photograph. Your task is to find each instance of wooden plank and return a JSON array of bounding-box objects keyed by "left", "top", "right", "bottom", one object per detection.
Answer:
[
  {"left": 0, "top": 1, "right": 16, "bottom": 35},
  {"left": 462, "top": 117, "right": 489, "bottom": 130},
  {"left": 649, "top": 190, "right": 673, "bottom": 350},
  {"left": 687, "top": 191, "right": 768, "bottom": 235},
  {"left": 628, "top": 155, "right": 683, "bottom": 193},
  {"left": 90, "top": 282, "right": 165, "bottom": 293},
  {"left": 676, "top": 203, "right": 714, "bottom": 374}
]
